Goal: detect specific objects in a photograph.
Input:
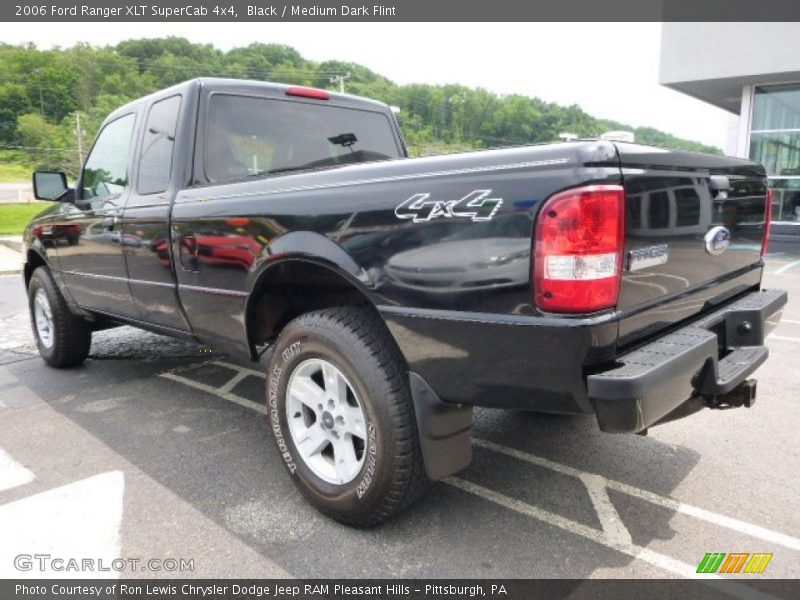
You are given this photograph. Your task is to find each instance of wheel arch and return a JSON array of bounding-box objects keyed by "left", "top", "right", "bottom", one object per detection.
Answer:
[
  {"left": 24, "top": 248, "right": 48, "bottom": 288},
  {"left": 245, "top": 254, "right": 381, "bottom": 360}
]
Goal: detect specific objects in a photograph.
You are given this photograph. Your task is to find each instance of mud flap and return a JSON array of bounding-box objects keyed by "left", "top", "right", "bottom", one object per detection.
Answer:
[{"left": 408, "top": 371, "right": 473, "bottom": 480}]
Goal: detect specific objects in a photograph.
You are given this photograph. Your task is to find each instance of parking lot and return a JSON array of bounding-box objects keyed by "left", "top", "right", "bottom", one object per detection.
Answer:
[{"left": 1, "top": 255, "right": 799, "bottom": 587}]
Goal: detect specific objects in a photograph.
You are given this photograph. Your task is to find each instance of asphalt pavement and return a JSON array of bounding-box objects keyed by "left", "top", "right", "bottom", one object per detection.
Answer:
[{"left": 1, "top": 259, "right": 799, "bottom": 588}]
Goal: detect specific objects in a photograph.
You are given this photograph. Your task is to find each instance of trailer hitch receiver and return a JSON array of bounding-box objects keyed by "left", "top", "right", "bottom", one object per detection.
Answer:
[{"left": 706, "top": 379, "right": 757, "bottom": 409}]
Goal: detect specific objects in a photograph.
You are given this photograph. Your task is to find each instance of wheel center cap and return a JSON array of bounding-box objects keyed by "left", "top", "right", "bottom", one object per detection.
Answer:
[{"left": 321, "top": 411, "right": 335, "bottom": 430}]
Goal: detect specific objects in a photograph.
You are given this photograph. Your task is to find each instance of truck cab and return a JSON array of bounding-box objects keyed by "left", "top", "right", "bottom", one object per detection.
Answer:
[{"left": 27, "top": 79, "right": 406, "bottom": 341}]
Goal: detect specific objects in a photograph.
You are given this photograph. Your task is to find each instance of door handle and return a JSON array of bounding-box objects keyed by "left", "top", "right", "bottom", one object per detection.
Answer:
[{"left": 102, "top": 216, "right": 117, "bottom": 231}]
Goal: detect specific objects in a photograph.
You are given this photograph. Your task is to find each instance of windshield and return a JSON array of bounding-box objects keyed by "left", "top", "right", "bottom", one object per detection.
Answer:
[{"left": 204, "top": 93, "right": 402, "bottom": 182}]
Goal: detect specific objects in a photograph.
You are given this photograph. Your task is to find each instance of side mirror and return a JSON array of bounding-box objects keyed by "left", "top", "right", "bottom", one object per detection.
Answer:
[{"left": 33, "top": 171, "right": 73, "bottom": 202}]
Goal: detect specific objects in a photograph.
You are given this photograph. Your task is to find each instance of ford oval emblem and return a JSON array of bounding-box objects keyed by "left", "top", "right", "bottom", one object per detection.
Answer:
[{"left": 704, "top": 226, "right": 731, "bottom": 256}]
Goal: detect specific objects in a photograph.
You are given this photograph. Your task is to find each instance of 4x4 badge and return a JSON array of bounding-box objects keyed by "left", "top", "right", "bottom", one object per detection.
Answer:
[
  {"left": 704, "top": 226, "right": 732, "bottom": 255},
  {"left": 395, "top": 189, "right": 503, "bottom": 223}
]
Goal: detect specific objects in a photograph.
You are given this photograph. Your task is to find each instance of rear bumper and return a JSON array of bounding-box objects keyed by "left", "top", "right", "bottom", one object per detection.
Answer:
[{"left": 588, "top": 288, "right": 787, "bottom": 433}]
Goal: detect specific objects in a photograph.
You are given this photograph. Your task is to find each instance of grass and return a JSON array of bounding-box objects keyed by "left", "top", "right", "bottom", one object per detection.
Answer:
[
  {"left": 0, "top": 202, "right": 49, "bottom": 235},
  {"left": 0, "top": 163, "right": 32, "bottom": 183}
]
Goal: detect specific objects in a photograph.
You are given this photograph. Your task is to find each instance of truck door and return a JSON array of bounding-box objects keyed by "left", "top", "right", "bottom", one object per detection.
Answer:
[
  {"left": 121, "top": 94, "right": 192, "bottom": 332},
  {"left": 55, "top": 112, "right": 136, "bottom": 316}
]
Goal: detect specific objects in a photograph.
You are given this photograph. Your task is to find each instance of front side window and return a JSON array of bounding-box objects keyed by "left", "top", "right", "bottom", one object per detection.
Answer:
[
  {"left": 139, "top": 95, "right": 182, "bottom": 195},
  {"left": 204, "top": 94, "right": 402, "bottom": 182},
  {"left": 81, "top": 113, "right": 135, "bottom": 200}
]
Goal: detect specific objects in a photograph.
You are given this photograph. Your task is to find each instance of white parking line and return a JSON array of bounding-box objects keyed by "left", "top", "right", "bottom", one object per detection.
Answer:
[
  {"left": 446, "top": 478, "right": 777, "bottom": 599},
  {"left": 580, "top": 473, "right": 631, "bottom": 545},
  {"left": 0, "top": 471, "right": 124, "bottom": 579},
  {"left": 768, "top": 334, "right": 800, "bottom": 343},
  {"left": 160, "top": 360, "right": 800, "bottom": 583},
  {"left": 218, "top": 370, "right": 250, "bottom": 394},
  {"left": 160, "top": 371, "right": 266, "bottom": 415},
  {"left": 772, "top": 259, "right": 800, "bottom": 275},
  {"left": 0, "top": 448, "right": 34, "bottom": 492},
  {"left": 446, "top": 475, "right": 702, "bottom": 577},
  {"left": 211, "top": 359, "right": 264, "bottom": 379},
  {"left": 473, "top": 438, "right": 800, "bottom": 552},
  {"left": 780, "top": 319, "right": 800, "bottom": 325}
]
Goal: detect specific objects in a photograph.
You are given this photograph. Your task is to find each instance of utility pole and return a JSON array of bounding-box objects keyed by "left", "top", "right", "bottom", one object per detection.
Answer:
[
  {"left": 74, "top": 112, "right": 85, "bottom": 167},
  {"left": 33, "top": 68, "right": 44, "bottom": 116},
  {"left": 329, "top": 72, "right": 350, "bottom": 94}
]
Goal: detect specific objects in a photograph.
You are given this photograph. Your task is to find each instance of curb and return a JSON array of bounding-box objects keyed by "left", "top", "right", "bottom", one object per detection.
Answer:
[{"left": 0, "top": 237, "right": 23, "bottom": 252}]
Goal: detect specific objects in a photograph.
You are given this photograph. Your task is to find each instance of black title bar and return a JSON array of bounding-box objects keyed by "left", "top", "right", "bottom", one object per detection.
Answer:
[
  {"left": 4, "top": 579, "right": 800, "bottom": 600},
  {"left": 4, "top": 0, "right": 800, "bottom": 22}
]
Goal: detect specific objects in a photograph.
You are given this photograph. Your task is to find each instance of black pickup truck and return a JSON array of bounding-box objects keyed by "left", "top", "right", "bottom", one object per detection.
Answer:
[{"left": 24, "top": 78, "right": 786, "bottom": 526}]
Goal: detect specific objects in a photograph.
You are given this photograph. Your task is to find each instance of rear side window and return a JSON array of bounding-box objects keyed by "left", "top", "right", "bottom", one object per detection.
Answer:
[
  {"left": 204, "top": 94, "right": 402, "bottom": 182},
  {"left": 138, "top": 95, "right": 182, "bottom": 195},
  {"left": 674, "top": 187, "right": 701, "bottom": 227},
  {"left": 648, "top": 191, "right": 670, "bottom": 229}
]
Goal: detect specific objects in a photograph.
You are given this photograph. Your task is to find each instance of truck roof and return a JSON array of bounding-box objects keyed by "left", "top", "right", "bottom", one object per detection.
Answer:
[{"left": 104, "top": 77, "right": 391, "bottom": 123}]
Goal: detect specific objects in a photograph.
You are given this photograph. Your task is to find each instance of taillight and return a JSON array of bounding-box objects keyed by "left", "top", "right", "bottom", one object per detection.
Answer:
[
  {"left": 285, "top": 86, "right": 330, "bottom": 100},
  {"left": 761, "top": 188, "right": 773, "bottom": 256},
  {"left": 534, "top": 184, "right": 625, "bottom": 313}
]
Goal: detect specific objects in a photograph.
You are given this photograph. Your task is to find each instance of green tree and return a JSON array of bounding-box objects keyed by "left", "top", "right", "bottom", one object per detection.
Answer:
[{"left": 0, "top": 83, "right": 31, "bottom": 141}]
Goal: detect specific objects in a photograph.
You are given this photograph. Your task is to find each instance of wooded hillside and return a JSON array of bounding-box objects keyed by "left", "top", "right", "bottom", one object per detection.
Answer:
[{"left": 0, "top": 38, "right": 721, "bottom": 178}]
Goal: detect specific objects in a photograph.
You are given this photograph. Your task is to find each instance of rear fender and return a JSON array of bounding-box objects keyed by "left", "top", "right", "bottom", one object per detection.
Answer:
[
  {"left": 245, "top": 232, "right": 377, "bottom": 357},
  {"left": 248, "top": 231, "right": 371, "bottom": 290}
]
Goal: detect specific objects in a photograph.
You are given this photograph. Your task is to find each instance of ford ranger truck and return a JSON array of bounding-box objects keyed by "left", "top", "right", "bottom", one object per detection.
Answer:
[{"left": 22, "top": 78, "right": 786, "bottom": 526}]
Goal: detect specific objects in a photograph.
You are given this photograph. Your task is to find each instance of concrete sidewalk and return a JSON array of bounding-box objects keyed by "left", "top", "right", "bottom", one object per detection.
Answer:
[
  {"left": 0, "top": 236, "right": 22, "bottom": 252},
  {"left": 0, "top": 182, "right": 32, "bottom": 203},
  {"left": 0, "top": 245, "right": 22, "bottom": 275}
]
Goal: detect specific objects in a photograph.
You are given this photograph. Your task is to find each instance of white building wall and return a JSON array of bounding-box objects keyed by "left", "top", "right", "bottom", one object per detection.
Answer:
[
  {"left": 660, "top": 23, "right": 800, "bottom": 114},
  {"left": 735, "top": 86, "right": 754, "bottom": 158},
  {"left": 724, "top": 114, "right": 740, "bottom": 157},
  {"left": 661, "top": 23, "right": 800, "bottom": 87}
]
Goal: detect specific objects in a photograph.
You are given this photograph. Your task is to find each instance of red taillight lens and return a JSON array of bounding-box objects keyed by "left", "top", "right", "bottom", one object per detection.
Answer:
[
  {"left": 761, "top": 188, "right": 773, "bottom": 256},
  {"left": 534, "top": 184, "right": 625, "bottom": 313},
  {"left": 285, "top": 86, "right": 330, "bottom": 100}
]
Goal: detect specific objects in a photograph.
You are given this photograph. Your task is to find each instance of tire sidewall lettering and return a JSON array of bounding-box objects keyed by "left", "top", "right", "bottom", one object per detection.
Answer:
[
  {"left": 355, "top": 422, "right": 377, "bottom": 499},
  {"left": 268, "top": 344, "right": 297, "bottom": 474},
  {"left": 281, "top": 341, "right": 301, "bottom": 363}
]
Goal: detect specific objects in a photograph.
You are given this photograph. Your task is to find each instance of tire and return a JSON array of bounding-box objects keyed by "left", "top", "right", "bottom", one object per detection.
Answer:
[
  {"left": 28, "top": 266, "right": 92, "bottom": 368},
  {"left": 266, "top": 306, "right": 429, "bottom": 526}
]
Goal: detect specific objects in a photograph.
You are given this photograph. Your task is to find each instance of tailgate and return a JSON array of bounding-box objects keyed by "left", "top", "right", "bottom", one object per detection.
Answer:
[{"left": 614, "top": 144, "right": 769, "bottom": 349}]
